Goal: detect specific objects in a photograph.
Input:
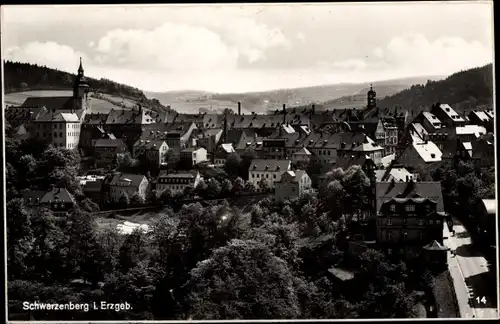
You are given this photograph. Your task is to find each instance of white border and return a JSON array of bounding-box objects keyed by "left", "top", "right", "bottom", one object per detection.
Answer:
[{"left": 2, "top": 2, "right": 498, "bottom": 323}]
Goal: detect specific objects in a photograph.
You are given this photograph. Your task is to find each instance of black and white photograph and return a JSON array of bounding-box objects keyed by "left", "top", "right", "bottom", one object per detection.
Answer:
[{"left": 2, "top": 2, "right": 498, "bottom": 321}]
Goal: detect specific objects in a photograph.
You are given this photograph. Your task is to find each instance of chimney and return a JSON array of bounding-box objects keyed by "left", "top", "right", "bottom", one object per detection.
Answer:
[
  {"left": 312, "top": 104, "right": 315, "bottom": 115},
  {"left": 282, "top": 104, "right": 286, "bottom": 124},
  {"left": 238, "top": 102, "right": 241, "bottom": 116}
]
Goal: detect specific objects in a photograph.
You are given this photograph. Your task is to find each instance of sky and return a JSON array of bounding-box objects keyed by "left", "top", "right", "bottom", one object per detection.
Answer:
[{"left": 1, "top": 2, "right": 494, "bottom": 93}]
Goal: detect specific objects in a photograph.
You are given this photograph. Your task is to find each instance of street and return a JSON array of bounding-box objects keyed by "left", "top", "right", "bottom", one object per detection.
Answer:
[{"left": 443, "top": 217, "right": 498, "bottom": 319}]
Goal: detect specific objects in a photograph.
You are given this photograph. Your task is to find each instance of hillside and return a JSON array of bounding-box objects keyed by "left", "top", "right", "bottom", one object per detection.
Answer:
[
  {"left": 147, "top": 75, "right": 442, "bottom": 114},
  {"left": 3, "top": 60, "right": 171, "bottom": 113},
  {"left": 375, "top": 64, "right": 493, "bottom": 115}
]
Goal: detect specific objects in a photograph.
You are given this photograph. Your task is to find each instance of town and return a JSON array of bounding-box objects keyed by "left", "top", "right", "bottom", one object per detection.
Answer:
[{"left": 5, "top": 58, "right": 497, "bottom": 320}]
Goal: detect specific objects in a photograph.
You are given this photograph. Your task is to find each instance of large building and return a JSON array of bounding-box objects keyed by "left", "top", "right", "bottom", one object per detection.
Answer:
[
  {"left": 275, "top": 170, "right": 312, "bottom": 202},
  {"left": 156, "top": 170, "right": 201, "bottom": 193},
  {"left": 375, "top": 180, "right": 447, "bottom": 260},
  {"left": 8, "top": 59, "right": 91, "bottom": 150},
  {"left": 248, "top": 159, "right": 291, "bottom": 190}
]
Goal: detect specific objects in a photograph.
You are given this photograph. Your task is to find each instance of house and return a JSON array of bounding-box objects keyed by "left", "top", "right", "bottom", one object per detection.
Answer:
[
  {"left": 275, "top": 170, "right": 312, "bottom": 202},
  {"left": 468, "top": 110, "right": 494, "bottom": 133},
  {"left": 375, "top": 180, "right": 447, "bottom": 260},
  {"left": 375, "top": 167, "right": 417, "bottom": 182},
  {"left": 431, "top": 103, "right": 467, "bottom": 128},
  {"left": 398, "top": 141, "right": 442, "bottom": 168},
  {"left": 23, "top": 187, "right": 77, "bottom": 217},
  {"left": 374, "top": 118, "right": 399, "bottom": 156},
  {"left": 291, "top": 147, "right": 312, "bottom": 164},
  {"left": 80, "top": 113, "right": 111, "bottom": 153},
  {"left": 156, "top": 170, "right": 201, "bottom": 193},
  {"left": 192, "top": 128, "right": 223, "bottom": 159},
  {"left": 108, "top": 173, "right": 149, "bottom": 203},
  {"left": 471, "top": 134, "right": 495, "bottom": 167},
  {"left": 133, "top": 139, "right": 169, "bottom": 167},
  {"left": 30, "top": 110, "right": 83, "bottom": 149},
  {"left": 214, "top": 143, "right": 236, "bottom": 167},
  {"left": 248, "top": 159, "right": 291, "bottom": 190},
  {"left": 422, "top": 240, "right": 448, "bottom": 267},
  {"left": 93, "top": 138, "right": 128, "bottom": 168},
  {"left": 180, "top": 147, "right": 208, "bottom": 167},
  {"left": 334, "top": 154, "right": 376, "bottom": 178},
  {"left": 104, "top": 107, "right": 156, "bottom": 149},
  {"left": 83, "top": 179, "right": 104, "bottom": 205},
  {"left": 262, "top": 138, "right": 288, "bottom": 159},
  {"left": 455, "top": 125, "right": 487, "bottom": 142}
]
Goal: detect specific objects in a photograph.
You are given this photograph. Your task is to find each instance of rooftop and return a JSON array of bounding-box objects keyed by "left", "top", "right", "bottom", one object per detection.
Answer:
[
  {"left": 249, "top": 159, "right": 291, "bottom": 172},
  {"left": 412, "top": 141, "right": 442, "bottom": 162},
  {"left": 376, "top": 181, "right": 444, "bottom": 213}
]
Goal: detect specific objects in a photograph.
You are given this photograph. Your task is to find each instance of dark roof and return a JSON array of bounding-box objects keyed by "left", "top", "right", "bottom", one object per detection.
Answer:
[
  {"left": 94, "top": 138, "right": 126, "bottom": 148},
  {"left": 249, "top": 159, "right": 290, "bottom": 172},
  {"left": 109, "top": 173, "right": 147, "bottom": 187},
  {"left": 159, "top": 170, "right": 198, "bottom": 178},
  {"left": 22, "top": 190, "right": 46, "bottom": 204},
  {"left": 106, "top": 109, "right": 156, "bottom": 125},
  {"left": 5, "top": 106, "right": 44, "bottom": 122},
  {"left": 21, "top": 96, "right": 74, "bottom": 110},
  {"left": 181, "top": 147, "right": 205, "bottom": 153},
  {"left": 40, "top": 188, "right": 76, "bottom": 204},
  {"left": 334, "top": 154, "right": 375, "bottom": 171},
  {"left": 278, "top": 170, "right": 308, "bottom": 183},
  {"left": 376, "top": 181, "right": 444, "bottom": 213},
  {"left": 84, "top": 180, "right": 103, "bottom": 190},
  {"left": 84, "top": 113, "right": 109, "bottom": 124}
]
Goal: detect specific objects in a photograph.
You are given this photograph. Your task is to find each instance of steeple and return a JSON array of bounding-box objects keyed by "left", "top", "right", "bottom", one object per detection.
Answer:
[
  {"left": 367, "top": 83, "right": 377, "bottom": 110},
  {"left": 78, "top": 57, "right": 84, "bottom": 77}
]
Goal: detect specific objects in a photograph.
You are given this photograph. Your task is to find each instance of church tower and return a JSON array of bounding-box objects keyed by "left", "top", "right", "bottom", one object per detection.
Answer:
[
  {"left": 367, "top": 84, "right": 377, "bottom": 110},
  {"left": 73, "top": 57, "right": 90, "bottom": 111}
]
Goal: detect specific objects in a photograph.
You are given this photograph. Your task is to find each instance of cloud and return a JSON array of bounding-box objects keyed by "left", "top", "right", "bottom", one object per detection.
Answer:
[
  {"left": 4, "top": 41, "right": 87, "bottom": 73},
  {"left": 377, "top": 33, "right": 493, "bottom": 75},
  {"left": 297, "top": 32, "right": 306, "bottom": 42},
  {"left": 92, "top": 18, "right": 290, "bottom": 71}
]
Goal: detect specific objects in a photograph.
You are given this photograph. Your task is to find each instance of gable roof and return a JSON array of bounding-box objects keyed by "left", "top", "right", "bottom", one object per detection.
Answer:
[
  {"left": 94, "top": 138, "right": 127, "bottom": 148},
  {"left": 423, "top": 240, "right": 448, "bottom": 251},
  {"left": 456, "top": 125, "right": 487, "bottom": 137},
  {"left": 376, "top": 181, "right": 444, "bottom": 213},
  {"left": 40, "top": 187, "right": 76, "bottom": 204},
  {"left": 334, "top": 154, "right": 375, "bottom": 171},
  {"left": 292, "top": 147, "right": 311, "bottom": 156},
  {"left": 159, "top": 170, "right": 199, "bottom": 178},
  {"left": 109, "top": 173, "right": 147, "bottom": 187},
  {"left": 438, "top": 104, "right": 465, "bottom": 122},
  {"left": 412, "top": 141, "right": 442, "bottom": 162},
  {"left": 249, "top": 159, "right": 291, "bottom": 172},
  {"left": 21, "top": 96, "right": 75, "bottom": 110},
  {"left": 279, "top": 169, "right": 308, "bottom": 183}
]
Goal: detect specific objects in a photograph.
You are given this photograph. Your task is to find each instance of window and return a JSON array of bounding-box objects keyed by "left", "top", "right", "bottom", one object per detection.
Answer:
[
  {"left": 252, "top": 174, "right": 255, "bottom": 178},
  {"left": 405, "top": 205, "right": 415, "bottom": 212},
  {"left": 388, "top": 232, "right": 392, "bottom": 240},
  {"left": 388, "top": 248, "right": 392, "bottom": 255},
  {"left": 419, "top": 232, "right": 424, "bottom": 240},
  {"left": 418, "top": 220, "right": 424, "bottom": 226},
  {"left": 403, "top": 232, "right": 408, "bottom": 240},
  {"left": 387, "top": 218, "right": 392, "bottom": 225},
  {"left": 436, "top": 220, "right": 441, "bottom": 224},
  {"left": 273, "top": 174, "right": 276, "bottom": 179},
  {"left": 390, "top": 205, "right": 396, "bottom": 212},
  {"left": 429, "top": 220, "right": 434, "bottom": 225},
  {"left": 266, "top": 174, "right": 269, "bottom": 178},
  {"left": 404, "top": 218, "right": 407, "bottom": 225}
]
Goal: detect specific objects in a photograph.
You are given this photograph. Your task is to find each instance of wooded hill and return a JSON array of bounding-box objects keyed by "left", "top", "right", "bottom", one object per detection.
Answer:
[
  {"left": 3, "top": 60, "right": 171, "bottom": 112},
  {"left": 375, "top": 63, "right": 493, "bottom": 116}
]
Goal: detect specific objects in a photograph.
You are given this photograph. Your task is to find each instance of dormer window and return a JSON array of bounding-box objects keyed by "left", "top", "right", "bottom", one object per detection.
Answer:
[
  {"left": 390, "top": 204, "right": 396, "bottom": 212},
  {"left": 405, "top": 205, "right": 415, "bottom": 212}
]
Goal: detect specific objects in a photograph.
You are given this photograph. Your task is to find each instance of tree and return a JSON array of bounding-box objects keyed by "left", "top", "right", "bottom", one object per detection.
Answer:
[
  {"left": 19, "top": 154, "right": 38, "bottom": 177},
  {"left": 28, "top": 208, "right": 68, "bottom": 282},
  {"left": 239, "top": 148, "right": 257, "bottom": 179},
  {"left": 185, "top": 239, "right": 301, "bottom": 319},
  {"left": 131, "top": 192, "right": 146, "bottom": 206},
  {"left": 224, "top": 153, "right": 241, "bottom": 179},
  {"left": 231, "top": 177, "right": 245, "bottom": 195},
  {"left": 244, "top": 180, "right": 257, "bottom": 194},
  {"left": 7, "top": 199, "right": 34, "bottom": 280},
  {"left": 160, "top": 188, "right": 173, "bottom": 203},
  {"left": 119, "top": 229, "right": 150, "bottom": 272},
  {"left": 116, "top": 152, "right": 138, "bottom": 172},
  {"left": 165, "top": 150, "right": 180, "bottom": 171},
  {"left": 119, "top": 192, "right": 130, "bottom": 207},
  {"left": 205, "top": 178, "right": 221, "bottom": 199},
  {"left": 220, "top": 179, "right": 233, "bottom": 197}
]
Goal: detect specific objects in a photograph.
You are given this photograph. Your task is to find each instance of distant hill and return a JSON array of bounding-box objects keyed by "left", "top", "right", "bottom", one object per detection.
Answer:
[
  {"left": 375, "top": 64, "right": 493, "bottom": 115},
  {"left": 147, "top": 75, "right": 442, "bottom": 114},
  {"left": 3, "top": 60, "right": 171, "bottom": 113}
]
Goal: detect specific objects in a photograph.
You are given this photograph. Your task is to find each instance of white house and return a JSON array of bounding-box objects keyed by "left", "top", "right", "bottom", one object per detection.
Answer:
[
  {"left": 133, "top": 139, "right": 169, "bottom": 167},
  {"left": 214, "top": 143, "right": 236, "bottom": 167},
  {"left": 156, "top": 170, "right": 201, "bottom": 193},
  {"left": 109, "top": 173, "right": 149, "bottom": 202},
  {"left": 248, "top": 159, "right": 291, "bottom": 190},
  {"left": 398, "top": 141, "right": 442, "bottom": 168},
  {"left": 180, "top": 147, "right": 208, "bottom": 166}
]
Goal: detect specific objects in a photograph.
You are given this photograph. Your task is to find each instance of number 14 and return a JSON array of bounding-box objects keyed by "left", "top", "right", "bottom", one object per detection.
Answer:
[{"left": 476, "top": 296, "right": 487, "bottom": 304}]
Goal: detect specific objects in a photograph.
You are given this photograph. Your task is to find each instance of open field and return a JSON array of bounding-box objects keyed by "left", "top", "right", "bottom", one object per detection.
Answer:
[{"left": 4, "top": 90, "right": 132, "bottom": 113}]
